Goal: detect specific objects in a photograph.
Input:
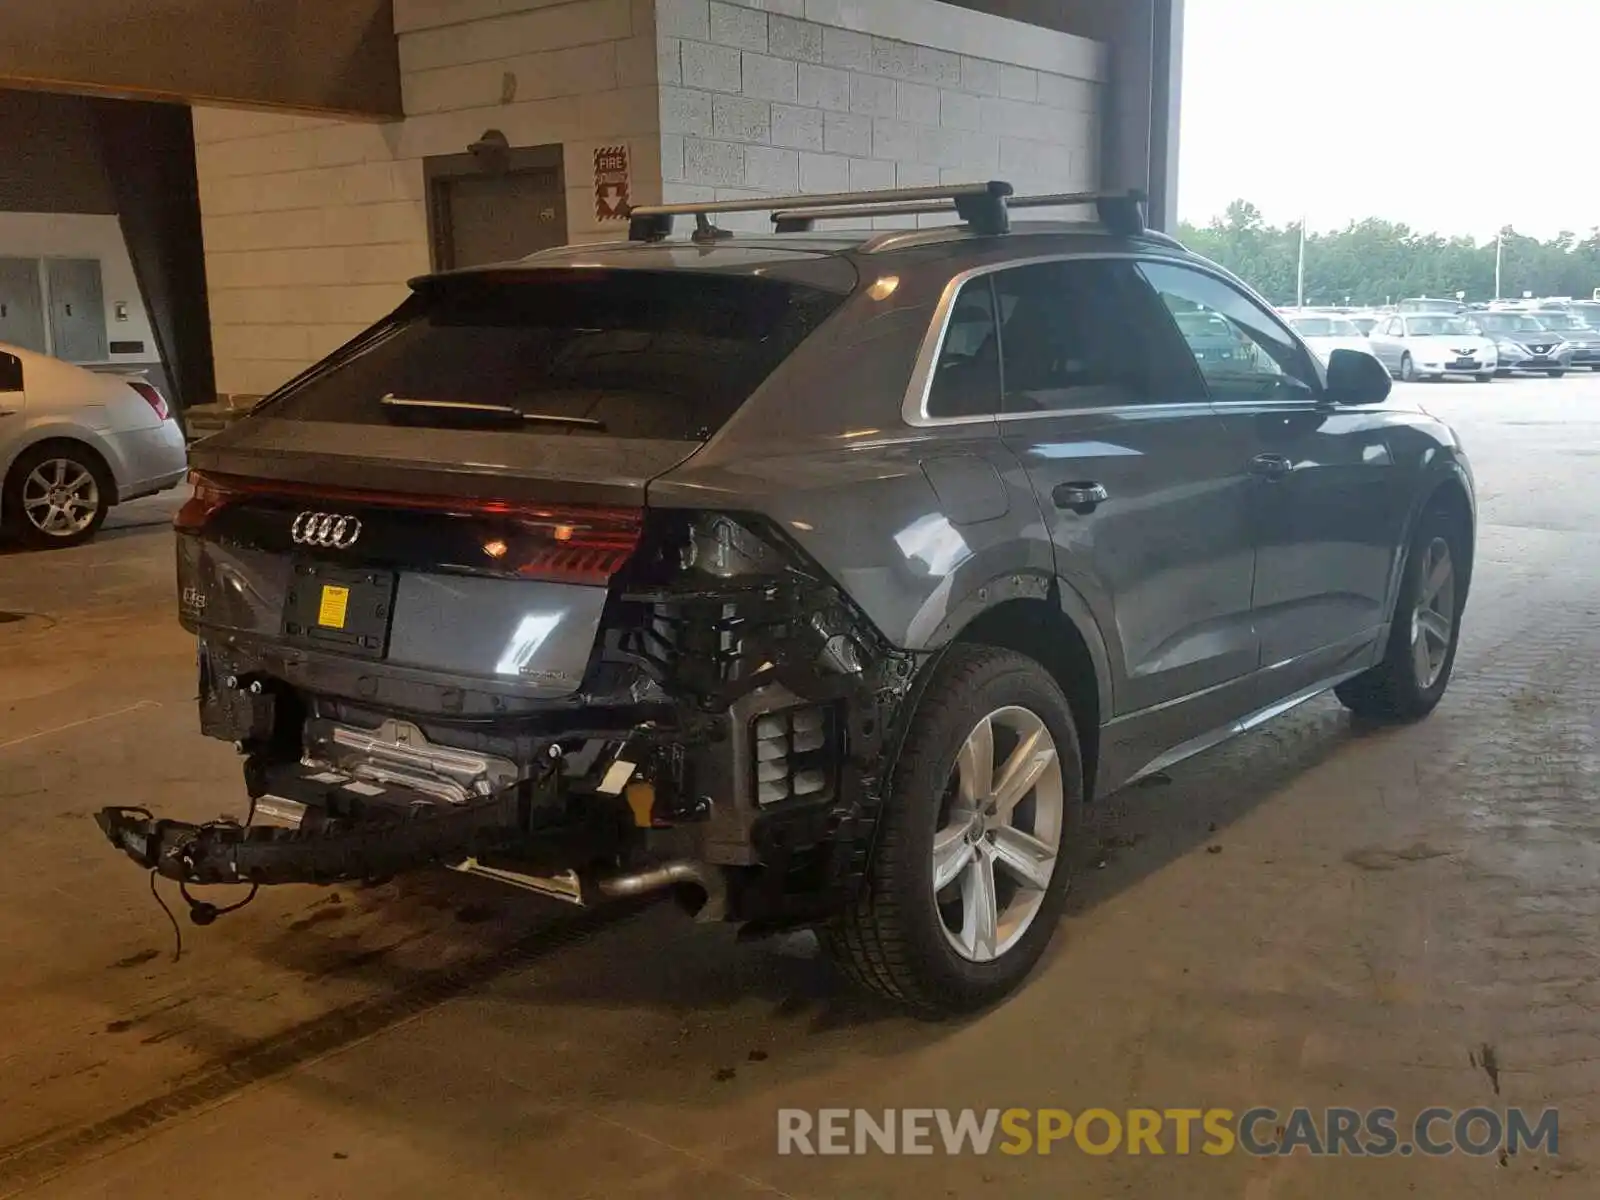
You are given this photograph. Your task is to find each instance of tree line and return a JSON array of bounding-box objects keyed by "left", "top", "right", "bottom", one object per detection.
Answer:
[{"left": 1178, "top": 200, "right": 1600, "bottom": 307}]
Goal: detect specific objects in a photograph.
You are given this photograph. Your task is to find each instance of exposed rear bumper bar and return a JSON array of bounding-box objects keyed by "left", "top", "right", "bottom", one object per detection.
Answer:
[
  {"left": 95, "top": 801, "right": 729, "bottom": 921},
  {"left": 95, "top": 792, "right": 526, "bottom": 886}
]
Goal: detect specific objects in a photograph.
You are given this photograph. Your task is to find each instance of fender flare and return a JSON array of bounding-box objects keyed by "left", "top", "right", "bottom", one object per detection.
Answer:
[
  {"left": 905, "top": 567, "right": 1117, "bottom": 734},
  {"left": 1384, "top": 456, "right": 1476, "bottom": 619}
]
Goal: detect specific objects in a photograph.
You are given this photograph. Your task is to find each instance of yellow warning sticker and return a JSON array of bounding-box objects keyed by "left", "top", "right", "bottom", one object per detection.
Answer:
[{"left": 317, "top": 584, "right": 350, "bottom": 629}]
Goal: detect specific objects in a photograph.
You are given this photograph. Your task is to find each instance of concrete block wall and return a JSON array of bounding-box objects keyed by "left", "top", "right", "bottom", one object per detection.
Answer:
[
  {"left": 655, "top": 0, "right": 1103, "bottom": 230},
  {"left": 195, "top": 0, "right": 662, "bottom": 398},
  {"left": 194, "top": 0, "right": 1104, "bottom": 396}
]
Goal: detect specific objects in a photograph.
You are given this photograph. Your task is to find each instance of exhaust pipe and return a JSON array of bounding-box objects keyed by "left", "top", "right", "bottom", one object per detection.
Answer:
[{"left": 598, "top": 860, "right": 727, "bottom": 922}]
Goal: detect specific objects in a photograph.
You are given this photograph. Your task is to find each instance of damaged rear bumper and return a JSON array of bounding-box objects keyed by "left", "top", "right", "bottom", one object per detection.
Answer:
[
  {"left": 96, "top": 785, "right": 528, "bottom": 887},
  {"left": 100, "top": 512, "right": 928, "bottom": 930}
]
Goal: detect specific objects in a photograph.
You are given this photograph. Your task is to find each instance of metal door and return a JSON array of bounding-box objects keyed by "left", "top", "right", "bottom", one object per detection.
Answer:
[
  {"left": 46, "top": 259, "right": 108, "bottom": 363},
  {"left": 1136, "top": 259, "right": 1402, "bottom": 665},
  {"left": 984, "top": 259, "right": 1260, "bottom": 716},
  {"left": 433, "top": 167, "right": 567, "bottom": 269},
  {"left": 0, "top": 258, "right": 46, "bottom": 354}
]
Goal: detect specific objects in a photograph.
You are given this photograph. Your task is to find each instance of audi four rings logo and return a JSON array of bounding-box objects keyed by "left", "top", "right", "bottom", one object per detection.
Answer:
[{"left": 291, "top": 511, "right": 362, "bottom": 549}]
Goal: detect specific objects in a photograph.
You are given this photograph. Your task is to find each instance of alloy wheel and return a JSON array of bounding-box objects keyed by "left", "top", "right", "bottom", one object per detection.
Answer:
[
  {"left": 1411, "top": 536, "right": 1455, "bottom": 689},
  {"left": 21, "top": 458, "right": 100, "bottom": 538},
  {"left": 932, "top": 705, "right": 1064, "bottom": 963}
]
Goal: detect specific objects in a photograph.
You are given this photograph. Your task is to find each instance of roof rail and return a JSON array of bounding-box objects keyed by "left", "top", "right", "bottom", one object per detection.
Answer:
[
  {"left": 627, "top": 181, "right": 1014, "bottom": 243},
  {"left": 626, "top": 182, "right": 1157, "bottom": 244},
  {"left": 765, "top": 187, "right": 1152, "bottom": 239}
]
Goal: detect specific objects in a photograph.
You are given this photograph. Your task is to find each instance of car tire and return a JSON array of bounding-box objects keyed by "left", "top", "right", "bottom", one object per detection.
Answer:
[
  {"left": 1335, "top": 502, "right": 1468, "bottom": 723},
  {"left": 1399, "top": 353, "right": 1417, "bottom": 381},
  {"left": 1547, "top": 370, "right": 1566, "bottom": 378},
  {"left": 1, "top": 442, "right": 112, "bottom": 550},
  {"left": 1475, "top": 373, "right": 1494, "bottom": 383},
  {"left": 821, "top": 644, "right": 1083, "bottom": 1017}
]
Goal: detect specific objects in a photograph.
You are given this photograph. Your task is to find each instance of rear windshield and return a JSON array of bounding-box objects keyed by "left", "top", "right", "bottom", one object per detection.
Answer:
[
  {"left": 1291, "top": 316, "right": 1361, "bottom": 337},
  {"left": 1174, "top": 311, "right": 1232, "bottom": 337},
  {"left": 1473, "top": 313, "right": 1545, "bottom": 333},
  {"left": 260, "top": 270, "right": 848, "bottom": 440},
  {"left": 1408, "top": 316, "right": 1474, "bottom": 336},
  {"left": 1534, "top": 312, "right": 1582, "bottom": 330}
]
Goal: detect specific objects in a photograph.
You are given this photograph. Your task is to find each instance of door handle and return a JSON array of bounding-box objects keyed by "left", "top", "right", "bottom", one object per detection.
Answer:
[
  {"left": 1250, "top": 453, "right": 1292, "bottom": 481},
  {"left": 1052, "top": 481, "right": 1108, "bottom": 513}
]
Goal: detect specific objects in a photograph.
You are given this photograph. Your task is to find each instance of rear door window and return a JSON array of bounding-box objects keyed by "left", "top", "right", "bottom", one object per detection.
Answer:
[
  {"left": 260, "top": 270, "right": 847, "bottom": 441},
  {"left": 991, "top": 258, "right": 1203, "bottom": 413}
]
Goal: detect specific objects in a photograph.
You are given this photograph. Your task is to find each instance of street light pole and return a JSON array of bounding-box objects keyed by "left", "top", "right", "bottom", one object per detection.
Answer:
[
  {"left": 1495, "top": 231, "right": 1503, "bottom": 301},
  {"left": 1296, "top": 215, "right": 1307, "bottom": 308}
]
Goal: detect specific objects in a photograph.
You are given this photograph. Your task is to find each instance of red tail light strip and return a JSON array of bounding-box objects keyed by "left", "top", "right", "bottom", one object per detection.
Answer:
[{"left": 175, "top": 471, "right": 643, "bottom": 585}]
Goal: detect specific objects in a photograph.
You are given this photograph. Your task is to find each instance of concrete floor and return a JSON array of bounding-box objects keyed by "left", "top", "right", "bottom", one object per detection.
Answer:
[{"left": 1, "top": 376, "right": 1597, "bottom": 1197}]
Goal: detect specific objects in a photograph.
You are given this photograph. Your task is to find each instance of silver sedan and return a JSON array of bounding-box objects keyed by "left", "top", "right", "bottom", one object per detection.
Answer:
[{"left": 0, "top": 343, "right": 187, "bottom": 548}]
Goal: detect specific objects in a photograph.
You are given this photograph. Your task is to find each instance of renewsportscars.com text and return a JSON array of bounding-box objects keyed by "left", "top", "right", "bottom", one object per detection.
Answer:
[{"left": 777, "top": 1106, "right": 1559, "bottom": 1158}]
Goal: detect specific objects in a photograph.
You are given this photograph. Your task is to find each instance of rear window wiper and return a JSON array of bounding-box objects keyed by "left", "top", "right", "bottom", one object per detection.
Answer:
[{"left": 379, "top": 394, "right": 606, "bottom": 431}]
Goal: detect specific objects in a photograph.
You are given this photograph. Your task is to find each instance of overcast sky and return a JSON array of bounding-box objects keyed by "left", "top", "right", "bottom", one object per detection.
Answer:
[{"left": 1179, "top": 0, "right": 1600, "bottom": 239}]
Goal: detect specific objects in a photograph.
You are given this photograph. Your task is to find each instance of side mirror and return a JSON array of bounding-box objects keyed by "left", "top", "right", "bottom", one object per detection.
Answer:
[{"left": 1325, "top": 348, "right": 1392, "bottom": 405}]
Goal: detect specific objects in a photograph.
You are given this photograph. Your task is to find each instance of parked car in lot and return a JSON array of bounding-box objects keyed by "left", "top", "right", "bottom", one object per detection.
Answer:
[
  {"left": 0, "top": 343, "right": 187, "bottom": 548},
  {"left": 1398, "top": 297, "right": 1466, "bottom": 315},
  {"left": 1367, "top": 313, "right": 1498, "bottom": 381},
  {"left": 1568, "top": 300, "right": 1600, "bottom": 332},
  {"left": 1172, "top": 308, "right": 1255, "bottom": 366},
  {"left": 1346, "top": 311, "right": 1386, "bottom": 336},
  {"left": 1526, "top": 310, "right": 1600, "bottom": 371},
  {"left": 1462, "top": 311, "right": 1573, "bottom": 377},
  {"left": 1287, "top": 313, "right": 1374, "bottom": 364},
  {"left": 94, "top": 182, "right": 1476, "bottom": 1016}
]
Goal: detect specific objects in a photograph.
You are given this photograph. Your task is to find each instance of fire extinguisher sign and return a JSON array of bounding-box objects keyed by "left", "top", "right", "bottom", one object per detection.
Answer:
[{"left": 594, "top": 145, "right": 630, "bottom": 220}]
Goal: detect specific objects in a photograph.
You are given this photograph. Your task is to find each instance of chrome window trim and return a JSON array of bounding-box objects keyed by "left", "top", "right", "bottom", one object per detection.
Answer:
[{"left": 902, "top": 249, "right": 1227, "bottom": 428}]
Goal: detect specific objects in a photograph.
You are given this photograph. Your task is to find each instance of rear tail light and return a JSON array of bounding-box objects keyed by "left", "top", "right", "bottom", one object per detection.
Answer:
[
  {"left": 174, "top": 472, "right": 235, "bottom": 533},
  {"left": 173, "top": 471, "right": 642, "bottom": 585},
  {"left": 129, "top": 381, "right": 169, "bottom": 422},
  {"left": 498, "top": 509, "right": 642, "bottom": 584}
]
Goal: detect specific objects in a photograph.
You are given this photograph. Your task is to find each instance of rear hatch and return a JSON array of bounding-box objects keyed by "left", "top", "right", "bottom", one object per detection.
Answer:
[{"left": 179, "top": 261, "right": 853, "bottom": 703}]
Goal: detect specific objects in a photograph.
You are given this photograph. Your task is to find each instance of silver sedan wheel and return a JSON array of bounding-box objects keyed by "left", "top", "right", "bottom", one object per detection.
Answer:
[
  {"left": 22, "top": 458, "right": 100, "bottom": 538},
  {"left": 932, "top": 705, "right": 1064, "bottom": 963},
  {"left": 1411, "top": 536, "right": 1455, "bottom": 689}
]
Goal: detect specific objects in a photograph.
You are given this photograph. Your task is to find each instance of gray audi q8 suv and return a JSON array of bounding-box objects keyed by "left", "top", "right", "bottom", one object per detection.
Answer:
[{"left": 98, "top": 183, "right": 1474, "bottom": 1016}]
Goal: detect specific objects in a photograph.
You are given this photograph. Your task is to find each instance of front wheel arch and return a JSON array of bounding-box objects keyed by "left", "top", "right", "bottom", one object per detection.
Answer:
[
  {"left": 1413, "top": 476, "right": 1475, "bottom": 594},
  {"left": 1380, "top": 469, "right": 1474, "bottom": 633}
]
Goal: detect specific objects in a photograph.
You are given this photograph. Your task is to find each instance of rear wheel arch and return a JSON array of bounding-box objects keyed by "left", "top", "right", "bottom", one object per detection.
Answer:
[
  {"left": 6, "top": 434, "right": 115, "bottom": 490},
  {"left": 4, "top": 432, "right": 116, "bottom": 493},
  {"left": 1, "top": 437, "right": 117, "bottom": 543},
  {"left": 948, "top": 595, "right": 1106, "bottom": 801}
]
